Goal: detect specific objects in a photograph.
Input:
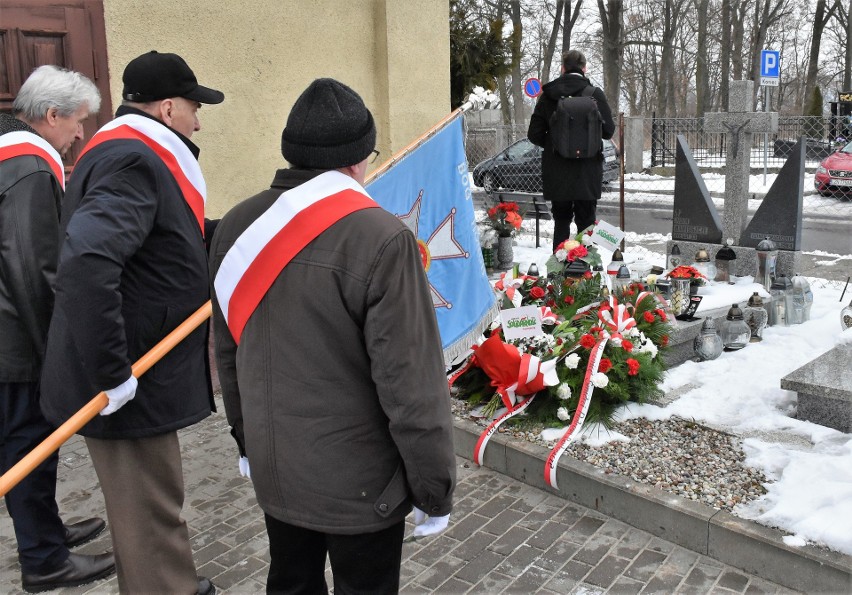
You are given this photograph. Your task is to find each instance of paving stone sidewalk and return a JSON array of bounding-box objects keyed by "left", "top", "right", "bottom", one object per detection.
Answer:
[{"left": 1, "top": 396, "right": 798, "bottom": 594}]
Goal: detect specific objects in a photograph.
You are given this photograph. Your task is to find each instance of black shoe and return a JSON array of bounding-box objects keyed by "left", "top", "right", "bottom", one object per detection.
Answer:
[
  {"left": 197, "top": 576, "right": 217, "bottom": 595},
  {"left": 21, "top": 552, "right": 115, "bottom": 593},
  {"left": 63, "top": 517, "right": 106, "bottom": 548}
]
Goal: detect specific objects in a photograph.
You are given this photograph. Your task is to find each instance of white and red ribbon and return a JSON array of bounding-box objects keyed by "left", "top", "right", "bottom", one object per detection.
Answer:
[
  {"left": 544, "top": 336, "right": 609, "bottom": 489},
  {"left": 77, "top": 114, "right": 207, "bottom": 234},
  {"left": 598, "top": 297, "right": 637, "bottom": 346},
  {"left": 494, "top": 272, "right": 532, "bottom": 308},
  {"left": 473, "top": 395, "right": 536, "bottom": 466},
  {"left": 539, "top": 306, "right": 557, "bottom": 325},
  {"left": 0, "top": 130, "right": 65, "bottom": 189},
  {"left": 214, "top": 170, "right": 378, "bottom": 343}
]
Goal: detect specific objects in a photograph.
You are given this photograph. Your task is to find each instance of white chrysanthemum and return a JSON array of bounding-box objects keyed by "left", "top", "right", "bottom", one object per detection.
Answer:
[
  {"left": 555, "top": 248, "right": 568, "bottom": 262},
  {"left": 565, "top": 353, "right": 581, "bottom": 369},
  {"left": 591, "top": 372, "right": 609, "bottom": 388},
  {"left": 556, "top": 383, "right": 572, "bottom": 400},
  {"left": 557, "top": 406, "right": 570, "bottom": 421},
  {"left": 639, "top": 339, "right": 658, "bottom": 359}
]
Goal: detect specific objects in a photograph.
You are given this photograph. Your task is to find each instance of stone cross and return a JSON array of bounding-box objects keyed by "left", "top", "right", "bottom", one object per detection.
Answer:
[{"left": 703, "top": 80, "right": 778, "bottom": 243}]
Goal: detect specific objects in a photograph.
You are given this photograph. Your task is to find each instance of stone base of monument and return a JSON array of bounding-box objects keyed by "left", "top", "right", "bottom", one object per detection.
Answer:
[
  {"left": 666, "top": 239, "right": 801, "bottom": 280},
  {"left": 780, "top": 344, "right": 852, "bottom": 433}
]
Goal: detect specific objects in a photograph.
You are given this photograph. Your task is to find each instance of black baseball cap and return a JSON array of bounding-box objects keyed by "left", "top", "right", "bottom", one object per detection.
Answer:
[{"left": 122, "top": 51, "right": 224, "bottom": 104}]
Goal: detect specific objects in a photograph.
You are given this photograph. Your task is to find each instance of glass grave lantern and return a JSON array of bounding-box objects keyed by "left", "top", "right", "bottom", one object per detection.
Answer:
[
  {"left": 841, "top": 298, "right": 852, "bottom": 331},
  {"left": 788, "top": 274, "right": 813, "bottom": 325},
  {"left": 613, "top": 264, "right": 632, "bottom": 294},
  {"left": 692, "top": 247, "right": 716, "bottom": 281},
  {"left": 756, "top": 236, "right": 778, "bottom": 291},
  {"left": 666, "top": 243, "right": 682, "bottom": 271},
  {"left": 693, "top": 317, "right": 724, "bottom": 361},
  {"left": 607, "top": 248, "right": 625, "bottom": 278},
  {"left": 526, "top": 262, "right": 539, "bottom": 277},
  {"left": 714, "top": 240, "right": 737, "bottom": 284},
  {"left": 720, "top": 303, "right": 751, "bottom": 351},
  {"left": 742, "top": 292, "right": 768, "bottom": 342},
  {"left": 768, "top": 275, "right": 793, "bottom": 327}
]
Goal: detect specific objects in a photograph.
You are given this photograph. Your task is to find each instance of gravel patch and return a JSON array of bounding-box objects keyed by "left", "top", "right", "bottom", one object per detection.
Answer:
[{"left": 451, "top": 398, "right": 768, "bottom": 513}]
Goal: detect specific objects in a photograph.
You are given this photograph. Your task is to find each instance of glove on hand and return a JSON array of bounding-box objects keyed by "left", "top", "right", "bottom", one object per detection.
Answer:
[
  {"left": 411, "top": 506, "right": 450, "bottom": 538},
  {"left": 101, "top": 376, "right": 138, "bottom": 416},
  {"left": 238, "top": 456, "right": 251, "bottom": 479}
]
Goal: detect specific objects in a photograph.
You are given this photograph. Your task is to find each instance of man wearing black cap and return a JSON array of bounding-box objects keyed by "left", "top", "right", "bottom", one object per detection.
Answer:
[
  {"left": 40, "top": 51, "right": 224, "bottom": 595},
  {"left": 210, "top": 78, "right": 456, "bottom": 593}
]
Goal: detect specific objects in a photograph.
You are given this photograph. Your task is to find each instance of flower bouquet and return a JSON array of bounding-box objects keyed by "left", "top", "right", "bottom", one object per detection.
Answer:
[
  {"left": 485, "top": 202, "right": 523, "bottom": 237},
  {"left": 545, "top": 227, "right": 603, "bottom": 279}
]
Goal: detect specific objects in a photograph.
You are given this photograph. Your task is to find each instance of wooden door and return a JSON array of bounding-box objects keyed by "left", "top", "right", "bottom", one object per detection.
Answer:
[{"left": 0, "top": 0, "right": 112, "bottom": 166}]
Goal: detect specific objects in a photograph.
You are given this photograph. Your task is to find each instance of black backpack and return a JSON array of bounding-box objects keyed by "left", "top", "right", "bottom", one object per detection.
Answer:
[{"left": 548, "top": 86, "right": 603, "bottom": 159}]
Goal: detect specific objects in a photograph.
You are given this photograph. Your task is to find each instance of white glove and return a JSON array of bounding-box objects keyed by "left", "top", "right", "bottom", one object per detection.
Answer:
[
  {"left": 100, "top": 376, "right": 138, "bottom": 416},
  {"left": 411, "top": 506, "right": 450, "bottom": 538},
  {"left": 238, "top": 456, "right": 251, "bottom": 479}
]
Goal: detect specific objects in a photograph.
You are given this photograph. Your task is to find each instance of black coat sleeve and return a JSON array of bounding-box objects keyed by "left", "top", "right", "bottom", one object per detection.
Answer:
[
  {"left": 0, "top": 167, "right": 61, "bottom": 363},
  {"left": 594, "top": 87, "right": 616, "bottom": 140},
  {"left": 528, "top": 95, "right": 552, "bottom": 148},
  {"left": 53, "top": 152, "right": 158, "bottom": 391}
]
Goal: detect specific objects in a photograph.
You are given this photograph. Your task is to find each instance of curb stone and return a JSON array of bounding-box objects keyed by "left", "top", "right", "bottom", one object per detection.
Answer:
[{"left": 452, "top": 418, "right": 852, "bottom": 594}]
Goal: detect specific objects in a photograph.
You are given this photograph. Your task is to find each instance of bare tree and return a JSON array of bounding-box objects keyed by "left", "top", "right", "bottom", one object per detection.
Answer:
[
  {"left": 509, "top": 0, "right": 526, "bottom": 128},
  {"left": 597, "top": 0, "right": 624, "bottom": 106},
  {"left": 749, "top": 0, "right": 791, "bottom": 106},
  {"left": 694, "top": 0, "right": 711, "bottom": 115},
  {"left": 541, "top": 1, "right": 566, "bottom": 82},
  {"left": 561, "top": 0, "right": 585, "bottom": 54},
  {"left": 804, "top": 1, "right": 840, "bottom": 113}
]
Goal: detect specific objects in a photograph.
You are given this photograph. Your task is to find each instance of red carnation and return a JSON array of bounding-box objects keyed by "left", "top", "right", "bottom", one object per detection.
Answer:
[
  {"left": 487, "top": 206, "right": 497, "bottom": 218},
  {"left": 583, "top": 270, "right": 593, "bottom": 280},
  {"left": 622, "top": 339, "right": 634, "bottom": 352},
  {"left": 546, "top": 299, "right": 556, "bottom": 308},
  {"left": 627, "top": 358, "right": 640, "bottom": 376},
  {"left": 563, "top": 295, "right": 575, "bottom": 305},
  {"left": 661, "top": 335, "right": 669, "bottom": 346},
  {"left": 580, "top": 334, "right": 596, "bottom": 349},
  {"left": 529, "top": 286, "right": 545, "bottom": 299},
  {"left": 643, "top": 311, "right": 655, "bottom": 323},
  {"left": 655, "top": 308, "right": 668, "bottom": 321},
  {"left": 599, "top": 358, "right": 613, "bottom": 373}
]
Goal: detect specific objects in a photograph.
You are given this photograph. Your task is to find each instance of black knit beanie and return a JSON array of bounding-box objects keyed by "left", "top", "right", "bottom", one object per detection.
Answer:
[{"left": 281, "top": 78, "right": 376, "bottom": 169}]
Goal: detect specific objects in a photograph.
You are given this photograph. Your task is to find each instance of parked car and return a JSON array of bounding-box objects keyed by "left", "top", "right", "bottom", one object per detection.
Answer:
[
  {"left": 472, "top": 137, "right": 619, "bottom": 194},
  {"left": 814, "top": 140, "right": 852, "bottom": 198}
]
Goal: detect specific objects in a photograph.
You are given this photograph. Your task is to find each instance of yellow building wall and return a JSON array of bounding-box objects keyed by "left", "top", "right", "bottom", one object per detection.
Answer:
[{"left": 102, "top": 0, "right": 450, "bottom": 216}]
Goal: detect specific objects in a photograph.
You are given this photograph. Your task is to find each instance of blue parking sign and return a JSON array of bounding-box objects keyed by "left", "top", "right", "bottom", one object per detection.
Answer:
[{"left": 760, "top": 50, "right": 780, "bottom": 78}]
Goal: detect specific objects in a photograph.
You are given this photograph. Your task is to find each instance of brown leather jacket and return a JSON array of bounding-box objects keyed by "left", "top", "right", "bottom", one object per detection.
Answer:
[{"left": 210, "top": 168, "right": 456, "bottom": 534}]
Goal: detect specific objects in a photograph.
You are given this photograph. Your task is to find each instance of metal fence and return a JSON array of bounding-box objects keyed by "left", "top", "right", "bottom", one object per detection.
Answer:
[{"left": 465, "top": 114, "right": 851, "bottom": 290}]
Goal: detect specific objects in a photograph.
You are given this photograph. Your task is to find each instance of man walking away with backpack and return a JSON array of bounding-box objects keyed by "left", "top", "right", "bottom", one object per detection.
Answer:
[{"left": 528, "top": 50, "right": 615, "bottom": 251}]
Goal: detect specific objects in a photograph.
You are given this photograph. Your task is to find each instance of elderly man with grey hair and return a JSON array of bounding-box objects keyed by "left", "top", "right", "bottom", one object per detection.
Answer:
[{"left": 0, "top": 65, "right": 115, "bottom": 593}]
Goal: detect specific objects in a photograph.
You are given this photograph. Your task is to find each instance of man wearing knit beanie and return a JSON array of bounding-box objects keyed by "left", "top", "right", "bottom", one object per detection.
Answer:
[{"left": 210, "top": 78, "right": 456, "bottom": 593}]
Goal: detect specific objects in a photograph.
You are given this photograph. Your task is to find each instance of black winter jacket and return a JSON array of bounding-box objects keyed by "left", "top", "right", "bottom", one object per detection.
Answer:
[
  {"left": 528, "top": 73, "right": 615, "bottom": 203},
  {"left": 40, "top": 107, "right": 213, "bottom": 438},
  {"left": 0, "top": 114, "right": 63, "bottom": 382}
]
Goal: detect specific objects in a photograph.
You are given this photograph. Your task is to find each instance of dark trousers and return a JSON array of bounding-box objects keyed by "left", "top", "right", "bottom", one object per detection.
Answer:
[
  {"left": 0, "top": 382, "right": 68, "bottom": 574},
  {"left": 264, "top": 514, "right": 405, "bottom": 595},
  {"left": 550, "top": 200, "right": 597, "bottom": 251}
]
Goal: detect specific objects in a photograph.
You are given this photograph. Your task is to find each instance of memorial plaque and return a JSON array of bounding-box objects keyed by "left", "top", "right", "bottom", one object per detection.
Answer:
[
  {"left": 672, "top": 135, "right": 723, "bottom": 244},
  {"left": 741, "top": 137, "right": 805, "bottom": 250}
]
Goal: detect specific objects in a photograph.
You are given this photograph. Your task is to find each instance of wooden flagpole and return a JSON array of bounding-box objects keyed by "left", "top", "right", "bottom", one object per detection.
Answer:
[
  {"left": 0, "top": 101, "right": 477, "bottom": 497},
  {"left": 0, "top": 301, "right": 212, "bottom": 497}
]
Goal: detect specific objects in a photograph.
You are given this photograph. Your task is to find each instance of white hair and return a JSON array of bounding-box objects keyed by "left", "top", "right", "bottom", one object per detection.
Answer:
[{"left": 12, "top": 65, "right": 101, "bottom": 121}]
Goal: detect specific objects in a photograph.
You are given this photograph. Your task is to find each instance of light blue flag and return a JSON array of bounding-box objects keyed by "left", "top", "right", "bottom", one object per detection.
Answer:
[{"left": 367, "top": 116, "right": 497, "bottom": 363}]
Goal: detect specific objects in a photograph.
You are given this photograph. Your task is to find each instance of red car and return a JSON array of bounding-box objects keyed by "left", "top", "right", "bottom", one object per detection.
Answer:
[{"left": 814, "top": 142, "right": 852, "bottom": 197}]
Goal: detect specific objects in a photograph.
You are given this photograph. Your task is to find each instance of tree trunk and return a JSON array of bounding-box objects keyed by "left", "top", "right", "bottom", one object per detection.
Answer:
[
  {"left": 695, "top": 0, "right": 711, "bottom": 116},
  {"left": 509, "top": 0, "right": 525, "bottom": 130},
  {"left": 845, "top": 0, "right": 852, "bottom": 91},
  {"left": 720, "top": 0, "right": 731, "bottom": 110},
  {"left": 731, "top": 0, "right": 746, "bottom": 81},
  {"left": 597, "top": 0, "right": 624, "bottom": 109},
  {"left": 542, "top": 0, "right": 566, "bottom": 83},
  {"left": 561, "top": 0, "right": 584, "bottom": 56}
]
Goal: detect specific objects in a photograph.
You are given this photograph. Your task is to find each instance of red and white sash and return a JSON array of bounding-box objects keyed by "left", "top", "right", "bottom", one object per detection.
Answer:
[
  {"left": 76, "top": 114, "right": 206, "bottom": 234},
  {"left": 0, "top": 130, "right": 65, "bottom": 190},
  {"left": 214, "top": 170, "right": 379, "bottom": 343}
]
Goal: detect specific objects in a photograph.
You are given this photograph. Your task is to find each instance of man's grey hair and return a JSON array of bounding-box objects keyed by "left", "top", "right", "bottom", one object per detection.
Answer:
[{"left": 12, "top": 65, "right": 101, "bottom": 121}]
